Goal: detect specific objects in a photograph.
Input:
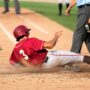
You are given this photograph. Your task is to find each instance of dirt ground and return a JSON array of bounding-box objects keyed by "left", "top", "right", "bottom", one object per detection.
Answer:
[{"left": 0, "top": 1, "right": 90, "bottom": 90}]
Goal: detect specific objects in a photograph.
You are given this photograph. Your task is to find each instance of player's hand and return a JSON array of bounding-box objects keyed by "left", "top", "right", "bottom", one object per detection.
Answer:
[
  {"left": 65, "top": 8, "right": 70, "bottom": 16},
  {"left": 88, "top": 18, "right": 90, "bottom": 24},
  {"left": 55, "top": 31, "right": 62, "bottom": 38}
]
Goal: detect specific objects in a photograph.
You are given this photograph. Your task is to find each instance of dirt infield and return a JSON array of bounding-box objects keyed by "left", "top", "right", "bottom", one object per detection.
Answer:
[{"left": 0, "top": 6, "right": 90, "bottom": 90}]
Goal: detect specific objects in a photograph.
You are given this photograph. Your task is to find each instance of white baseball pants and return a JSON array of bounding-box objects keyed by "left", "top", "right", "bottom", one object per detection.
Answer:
[
  {"left": 58, "top": 0, "right": 70, "bottom": 3},
  {"left": 42, "top": 50, "right": 84, "bottom": 69}
]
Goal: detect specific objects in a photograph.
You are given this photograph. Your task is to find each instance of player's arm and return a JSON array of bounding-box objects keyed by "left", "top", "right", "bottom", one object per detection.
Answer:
[
  {"left": 88, "top": 18, "right": 90, "bottom": 24},
  {"left": 69, "top": 0, "right": 76, "bottom": 8},
  {"left": 43, "top": 31, "right": 62, "bottom": 49},
  {"left": 65, "top": 0, "right": 76, "bottom": 16}
]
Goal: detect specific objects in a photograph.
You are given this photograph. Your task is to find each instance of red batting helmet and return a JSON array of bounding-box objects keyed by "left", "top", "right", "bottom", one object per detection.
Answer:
[{"left": 13, "top": 25, "right": 31, "bottom": 41}]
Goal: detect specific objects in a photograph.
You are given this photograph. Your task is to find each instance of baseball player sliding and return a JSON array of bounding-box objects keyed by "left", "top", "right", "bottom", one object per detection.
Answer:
[{"left": 10, "top": 25, "right": 90, "bottom": 71}]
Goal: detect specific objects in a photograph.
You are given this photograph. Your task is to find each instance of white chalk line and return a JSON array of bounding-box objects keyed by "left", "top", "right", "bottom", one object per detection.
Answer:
[
  {"left": 0, "top": 14, "right": 48, "bottom": 43},
  {"left": 19, "top": 15, "right": 49, "bottom": 35},
  {"left": 0, "top": 22, "right": 16, "bottom": 43}
]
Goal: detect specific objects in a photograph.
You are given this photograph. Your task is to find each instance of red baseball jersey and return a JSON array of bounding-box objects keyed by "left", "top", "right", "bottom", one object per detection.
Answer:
[{"left": 10, "top": 38, "right": 48, "bottom": 65}]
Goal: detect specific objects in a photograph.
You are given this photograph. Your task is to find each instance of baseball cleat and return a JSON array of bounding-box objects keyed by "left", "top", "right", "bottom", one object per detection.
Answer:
[
  {"left": 2, "top": 10, "right": 9, "bottom": 14},
  {"left": 64, "top": 64, "right": 72, "bottom": 71},
  {"left": 64, "top": 64, "right": 81, "bottom": 72},
  {"left": 71, "top": 64, "right": 81, "bottom": 72}
]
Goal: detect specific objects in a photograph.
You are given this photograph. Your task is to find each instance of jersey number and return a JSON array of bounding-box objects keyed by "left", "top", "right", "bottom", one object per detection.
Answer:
[{"left": 19, "top": 49, "right": 29, "bottom": 60}]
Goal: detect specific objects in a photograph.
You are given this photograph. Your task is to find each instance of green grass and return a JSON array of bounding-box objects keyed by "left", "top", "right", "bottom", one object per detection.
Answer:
[{"left": 0, "top": 1, "right": 78, "bottom": 31}]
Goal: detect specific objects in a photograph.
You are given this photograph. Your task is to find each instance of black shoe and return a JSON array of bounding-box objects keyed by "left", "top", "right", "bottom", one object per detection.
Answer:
[
  {"left": 58, "top": 12, "right": 62, "bottom": 16},
  {"left": 16, "top": 12, "right": 20, "bottom": 15},
  {"left": 2, "top": 10, "right": 9, "bottom": 14}
]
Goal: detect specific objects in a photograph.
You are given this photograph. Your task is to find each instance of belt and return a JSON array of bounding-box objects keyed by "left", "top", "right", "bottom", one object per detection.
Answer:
[
  {"left": 44, "top": 57, "right": 49, "bottom": 63},
  {"left": 78, "top": 4, "right": 90, "bottom": 8}
]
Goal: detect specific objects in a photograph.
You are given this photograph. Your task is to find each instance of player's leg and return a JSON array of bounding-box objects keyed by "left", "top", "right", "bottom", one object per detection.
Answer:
[
  {"left": 42, "top": 50, "right": 83, "bottom": 69},
  {"left": 2, "top": 0, "right": 9, "bottom": 14},
  {"left": 42, "top": 50, "right": 90, "bottom": 69},
  {"left": 13, "top": 0, "right": 20, "bottom": 14},
  {"left": 65, "top": 0, "right": 70, "bottom": 14},
  {"left": 65, "top": 0, "right": 70, "bottom": 8},
  {"left": 84, "top": 6, "right": 90, "bottom": 51},
  {"left": 71, "top": 7, "right": 88, "bottom": 53},
  {"left": 53, "top": 50, "right": 84, "bottom": 65},
  {"left": 57, "top": 51, "right": 90, "bottom": 64},
  {"left": 58, "top": 0, "right": 63, "bottom": 15}
]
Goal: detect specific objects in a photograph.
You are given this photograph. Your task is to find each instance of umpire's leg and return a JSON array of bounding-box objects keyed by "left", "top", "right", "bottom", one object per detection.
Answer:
[
  {"left": 71, "top": 7, "right": 88, "bottom": 53},
  {"left": 13, "top": 0, "right": 20, "bottom": 14},
  {"left": 84, "top": 6, "right": 90, "bottom": 52}
]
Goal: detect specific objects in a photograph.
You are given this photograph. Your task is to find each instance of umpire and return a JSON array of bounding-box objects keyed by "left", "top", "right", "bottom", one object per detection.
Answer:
[
  {"left": 65, "top": 0, "right": 90, "bottom": 53},
  {"left": 3, "top": 0, "right": 20, "bottom": 14}
]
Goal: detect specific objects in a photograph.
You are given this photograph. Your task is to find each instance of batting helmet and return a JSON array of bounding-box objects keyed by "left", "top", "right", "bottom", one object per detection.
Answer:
[{"left": 13, "top": 25, "right": 31, "bottom": 41}]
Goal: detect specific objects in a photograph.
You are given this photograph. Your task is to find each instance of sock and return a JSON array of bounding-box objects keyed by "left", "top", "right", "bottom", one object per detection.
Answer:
[
  {"left": 83, "top": 55, "right": 90, "bottom": 64},
  {"left": 66, "top": 3, "right": 70, "bottom": 14},
  {"left": 58, "top": 3, "right": 63, "bottom": 15}
]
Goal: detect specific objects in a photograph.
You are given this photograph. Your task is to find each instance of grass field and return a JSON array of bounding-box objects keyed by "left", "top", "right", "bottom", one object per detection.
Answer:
[{"left": 0, "top": 1, "right": 78, "bottom": 31}]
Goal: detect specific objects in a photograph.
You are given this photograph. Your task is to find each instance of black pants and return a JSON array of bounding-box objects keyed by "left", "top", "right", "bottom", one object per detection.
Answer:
[
  {"left": 71, "top": 5, "right": 90, "bottom": 53},
  {"left": 4, "top": 0, "right": 20, "bottom": 14}
]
